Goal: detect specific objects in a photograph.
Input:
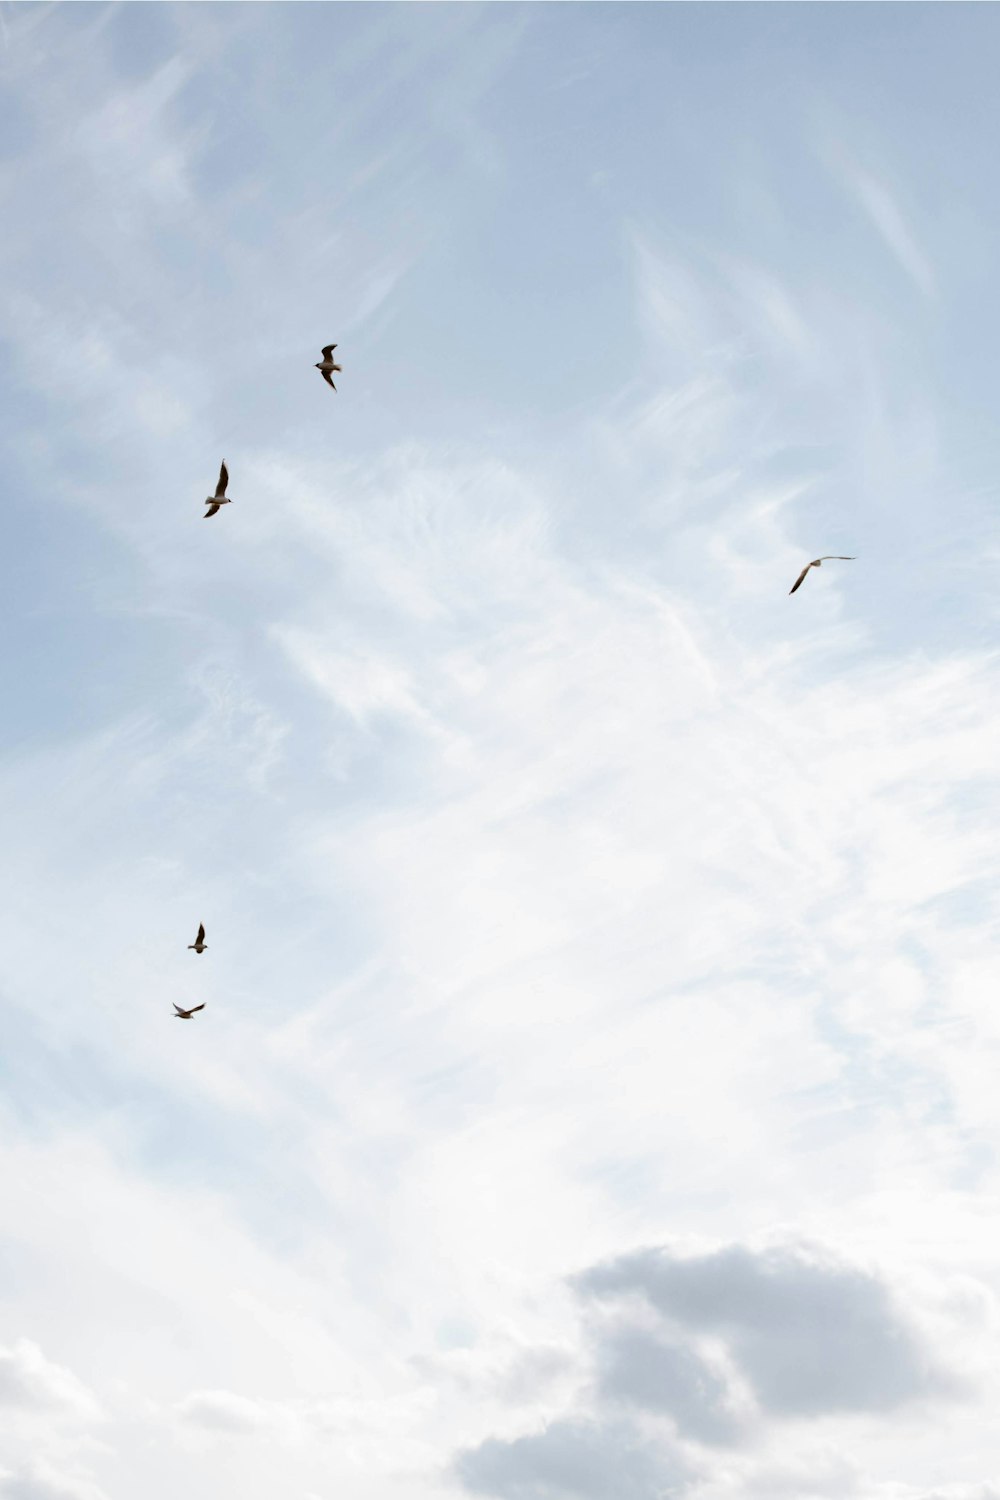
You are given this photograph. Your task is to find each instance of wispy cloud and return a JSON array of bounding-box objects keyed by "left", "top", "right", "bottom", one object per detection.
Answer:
[
  {"left": 840, "top": 163, "right": 936, "bottom": 298},
  {"left": 2, "top": 6, "right": 1000, "bottom": 1500}
]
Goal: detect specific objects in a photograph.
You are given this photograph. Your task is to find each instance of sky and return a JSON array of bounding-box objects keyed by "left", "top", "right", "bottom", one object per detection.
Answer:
[{"left": 3, "top": 2, "right": 1000, "bottom": 1497}]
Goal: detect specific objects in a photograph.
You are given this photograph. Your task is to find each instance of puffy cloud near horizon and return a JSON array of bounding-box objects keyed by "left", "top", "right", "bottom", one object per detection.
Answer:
[
  {"left": 454, "top": 1235, "right": 977, "bottom": 1499},
  {"left": 577, "top": 1239, "right": 959, "bottom": 1418},
  {"left": 456, "top": 1417, "right": 691, "bottom": 1500}
]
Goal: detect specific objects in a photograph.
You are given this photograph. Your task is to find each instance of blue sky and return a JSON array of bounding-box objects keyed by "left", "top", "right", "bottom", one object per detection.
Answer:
[{"left": 4, "top": 4, "right": 1000, "bottom": 1499}]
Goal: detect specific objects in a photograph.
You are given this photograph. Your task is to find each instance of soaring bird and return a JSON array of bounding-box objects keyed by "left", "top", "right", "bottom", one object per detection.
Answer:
[
  {"left": 315, "top": 343, "right": 342, "bottom": 390},
  {"left": 789, "top": 556, "right": 856, "bottom": 594},
  {"left": 188, "top": 923, "right": 207, "bottom": 954},
  {"left": 173, "top": 1003, "right": 206, "bottom": 1020},
  {"left": 204, "top": 462, "right": 232, "bottom": 518}
]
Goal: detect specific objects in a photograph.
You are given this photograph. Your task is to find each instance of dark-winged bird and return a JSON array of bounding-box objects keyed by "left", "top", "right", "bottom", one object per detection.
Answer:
[
  {"left": 789, "top": 556, "right": 856, "bottom": 594},
  {"left": 173, "top": 1003, "right": 206, "bottom": 1020},
  {"left": 188, "top": 923, "right": 207, "bottom": 954},
  {"left": 204, "top": 462, "right": 232, "bottom": 518},
  {"left": 315, "top": 344, "right": 342, "bottom": 390}
]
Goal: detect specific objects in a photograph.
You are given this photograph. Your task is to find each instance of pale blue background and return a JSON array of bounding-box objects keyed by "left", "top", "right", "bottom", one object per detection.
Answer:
[{"left": 2, "top": 6, "right": 1000, "bottom": 1500}]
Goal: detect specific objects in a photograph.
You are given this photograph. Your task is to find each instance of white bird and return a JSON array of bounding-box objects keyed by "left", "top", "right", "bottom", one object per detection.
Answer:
[
  {"left": 173, "top": 1003, "right": 205, "bottom": 1020},
  {"left": 204, "top": 462, "right": 231, "bottom": 518},
  {"left": 315, "top": 343, "right": 342, "bottom": 390},
  {"left": 789, "top": 556, "right": 856, "bottom": 594},
  {"left": 187, "top": 923, "right": 207, "bottom": 954}
]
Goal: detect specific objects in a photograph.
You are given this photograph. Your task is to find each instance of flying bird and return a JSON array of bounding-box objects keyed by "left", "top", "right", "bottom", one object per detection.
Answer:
[
  {"left": 204, "top": 462, "right": 231, "bottom": 518},
  {"left": 789, "top": 556, "right": 857, "bottom": 594},
  {"left": 188, "top": 923, "right": 207, "bottom": 954},
  {"left": 173, "top": 1003, "right": 205, "bottom": 1020},
  {"left": 315, "top": 343, "right": 342, "bottom": 390}
]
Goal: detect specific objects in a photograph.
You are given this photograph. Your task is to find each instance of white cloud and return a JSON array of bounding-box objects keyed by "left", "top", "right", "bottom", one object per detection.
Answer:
[
  {"left": 175, "top": 1389, "right": 286, "bottom": 1436},
  {"left": 456, "top": 1417, "right": 691, "bottom": 1500},
  {"left": 2, "top": 10, "right": 1000, "bottom": 1500},
  {"left": 846, "top": 166, "right": 936, "bottom": 298},
  {"left": 72, "top": 54, "right": 197, "bottom": 215},
  {"left": 455, "top": 1237, "right": 984, "bottom": 1499},
  {"left": 0, "top": 1467, "right": 110, "bottom": 1500},
  {"left": 0, "top": 1342, "right": 100, "bottom": 1422}
]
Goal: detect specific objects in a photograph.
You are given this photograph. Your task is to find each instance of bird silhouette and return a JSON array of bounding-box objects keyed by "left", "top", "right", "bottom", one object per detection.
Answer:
[{"left": 789, "top": 556, "right": 856, "bottom": 594}]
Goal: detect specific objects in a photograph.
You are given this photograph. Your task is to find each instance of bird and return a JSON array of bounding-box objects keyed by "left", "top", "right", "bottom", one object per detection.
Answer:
[
  {"left": 204, "top": 461, "right": 231, "bottom": 518},
  {"left": 173, "top": 1003, "right": 206, "bottom": 1020},
  {"left": 789, "top": 556, "right": 857, "bottom": 594},
  {"left": 315, "top": 343, "right": 342, "bottom": 390},
  {"left": 187, "top": 923, "right": 207, "bottom": 954}
]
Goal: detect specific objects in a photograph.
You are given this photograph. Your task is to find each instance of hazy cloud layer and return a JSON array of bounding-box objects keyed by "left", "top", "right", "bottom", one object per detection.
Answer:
[
  {"left": 3, "top": 5, "right": 1000, "bottom": 1500},
  {"left": 0, "top": 1471, "right": 110, "bottom": 1500},
  {"left": 174, "top": 1389, "right": 279, "bottom": 1435},
  {"left": 0, "top": 1343, "right": 100, "bottom": 1421}
]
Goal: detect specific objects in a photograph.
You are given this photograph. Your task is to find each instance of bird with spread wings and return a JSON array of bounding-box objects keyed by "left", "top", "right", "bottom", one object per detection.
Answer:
[
  {"left": 204, "top": 462, "right": 232, "bottom": 519},
  {"left": 315, "top": 343, "right": 342, "bottom": 390},
  {"left": 789, "top": 556, "right": 856, "bottom": 594}
]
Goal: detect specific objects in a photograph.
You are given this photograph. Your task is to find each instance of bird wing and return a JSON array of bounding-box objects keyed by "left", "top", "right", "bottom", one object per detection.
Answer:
[
  {"left": 196, "top": 923, "right": 205, "bottom": 944},
  {"left": 189, "top": 1004, "right": 206, "bottom": 1014},
  {"left": 321, "top": 370, "right": 337, "bottom": 389},
  {"left": 820, "top": 555, "right": 857, "bottom": 561},
  {"left": 173, "top": 1004, "right": 187, "bottom": 1015},
  {"left": 204, "top": 503, "right": 221, "bottom": 518},
  {"left": 789, "top": 563, "right": 813, "bottom": 594},
  {"left": 321, "top": 344, "right": 337, "bottom": 359},
  {"left": 215, "top": 462, "right": 229, "bottom": 498}
]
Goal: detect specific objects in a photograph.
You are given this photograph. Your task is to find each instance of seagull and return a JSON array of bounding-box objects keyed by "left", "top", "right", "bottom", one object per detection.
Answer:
[
  {"left": 789, "top": 556, "right": 857, "bottom": 594},
  {"left": 315, "top": 343, "right": 342, "bottom": 390},
  {"left": 204, "top": 462, "right": 231, "bottom": 518},
  {"left": 187, "top": 923, "right": 208, "bottom": 954},
  {"left": 173, "top": 1003, "right": 206, "bottom": 1020}
]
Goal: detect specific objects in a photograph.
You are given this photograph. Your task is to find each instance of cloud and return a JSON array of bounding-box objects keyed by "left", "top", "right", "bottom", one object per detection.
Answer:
[
  {"left": 908, "top": 1490, "right": 1000, "bottom": 1500},
  {"left": 453, "top": 1238, "right": 973, "bottom": 1500},
  {"left": 72, "top": 53, "right": 196, "bottom": 215},
  {"left": 415, "top": 1337, "right": 578, "bottom": 1411},
  {"left": 0, "top": 1341, "right": 100, "bottom": 1422},
  {"left": 718, "top": 1447, "right": 863, "bottom": 1499},
  {"left": 174, "top": 1386, "right": 437, "bottom": 1451},
  {"left": 455, "top": 1417, "right": 690, "bottom": 1500},
  {"left": 496, "top": 1346, "right": 579, "bottom": 1408},
  {"left": 594, "top": 1325, "right": 744, "bottom": 1444},
  {"left": 842, "top": 165, "right": 935, "bottom": 297},
  {"left": 577, "top": 1241, "right": 957, "bottom": 1417},
  {"left": 0, "top": 1469, "right": 110, "bottom": 1500},
  {"left": 4, "top": 8, "right": 1000, "bottom": 1500},
  {"left": 174, "top": 1388, "right": 285, "bottom": 1435}
]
